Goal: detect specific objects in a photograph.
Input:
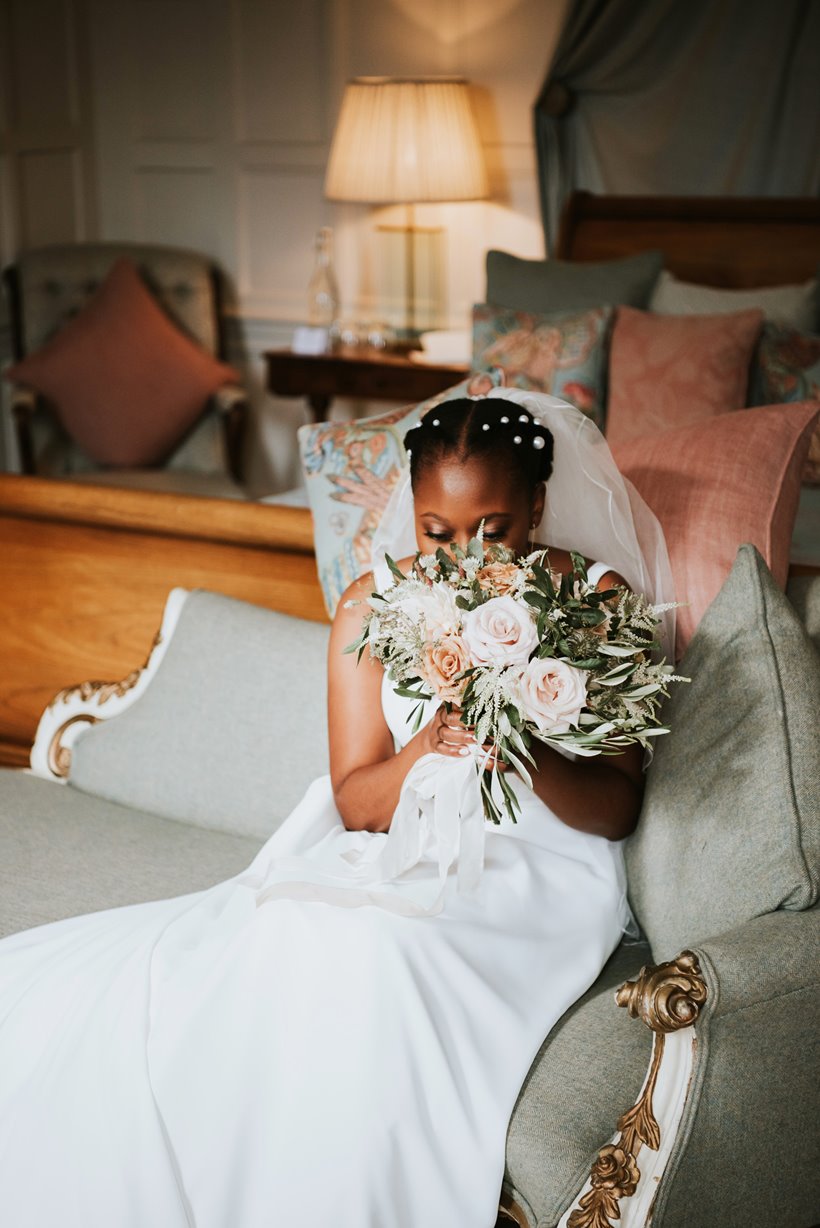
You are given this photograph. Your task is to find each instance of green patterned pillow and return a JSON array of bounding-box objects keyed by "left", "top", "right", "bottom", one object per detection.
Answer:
[
  {"left": 299, "top": 381, "right": 470, "bottom": 616},
  {"left": 472, "top": 303, "right": 614, "bottom": 430},
  {"left": 749, "top": 323, "right": 820, "bottom": 484}
]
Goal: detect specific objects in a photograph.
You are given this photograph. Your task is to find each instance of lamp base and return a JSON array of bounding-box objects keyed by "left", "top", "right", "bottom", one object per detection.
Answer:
[{"left": 377, "top": 222, "right": 445, "bottom": 337}]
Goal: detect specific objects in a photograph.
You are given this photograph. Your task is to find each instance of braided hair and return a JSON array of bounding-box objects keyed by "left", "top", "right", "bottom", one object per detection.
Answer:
[{"left": 404, "top": 397, "right": 554, "bottom": 492}]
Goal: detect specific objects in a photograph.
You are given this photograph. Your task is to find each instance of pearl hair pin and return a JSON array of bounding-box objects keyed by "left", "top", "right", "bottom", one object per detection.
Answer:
[
  {"left": 431, "top": 419, "right": 440, "bottom": 427},
  {"left": 500, "top": 416, "right": 509, "bottom": 424},
  {"left": 482, "top": 423, "right": 490, "bottom": 431},
  {"left": 518, "top": 414, "right": 529, "bottom": 422},
  {"left": 513, "top": 435, "right": 522, "bottom": 444},
  {"left": 532, "top": 436, "right": 546, "bottom": 449}
]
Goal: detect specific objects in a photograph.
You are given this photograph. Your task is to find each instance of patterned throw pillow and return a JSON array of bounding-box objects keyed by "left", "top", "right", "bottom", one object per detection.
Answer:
[
  {"left": 749, "top": 323, "right": 820, "bottom": 484},
  {"left": 610, "top": 401, "right": 819, "bottom": 659},
  {"left": 605, "top": 306, "right": 764, "bottom": 446},
  {"left": 471, "top": 304, "right": 613, "bottom": 431},
  {"left": 299, "top": 381, "right": 470, "bottom": 616},
  {"left": 3, "top": 257, "right": 238, "bottom": 467}
]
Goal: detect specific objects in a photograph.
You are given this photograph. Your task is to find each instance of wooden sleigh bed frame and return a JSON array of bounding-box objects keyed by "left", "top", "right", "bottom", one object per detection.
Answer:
[{"left": 1, "top": 193, "right": 819, "bottom": 768}]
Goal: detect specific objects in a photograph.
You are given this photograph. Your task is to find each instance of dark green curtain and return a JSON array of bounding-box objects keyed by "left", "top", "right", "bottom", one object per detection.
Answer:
[{"left": 535, "top": 0, "right": 820, "bottom": 250}]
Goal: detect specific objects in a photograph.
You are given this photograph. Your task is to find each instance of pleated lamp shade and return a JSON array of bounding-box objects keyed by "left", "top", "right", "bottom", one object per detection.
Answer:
[{"left": 325, "top": 77, "right": 487, "bottom": 204}]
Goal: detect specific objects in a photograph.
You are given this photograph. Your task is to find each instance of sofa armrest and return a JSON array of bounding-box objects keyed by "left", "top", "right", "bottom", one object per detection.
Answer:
[
  {"left": 211, "top": 384, "right": 247, "bottom": 414},
  {"left": 210, "top": 384, "right": 247, "bottom": 483},
  {"left": 30, "top": 588, "right": 190, "bottom": 781},
  {"left": 556, "top": 907, "right": 820, "bottom": 1228},
  {"left": 648, "top": 906, "right": 820, "bottom": 1227},
  {"left": 691, "top": 903, "right": 819, "bottom": 1018},
  {"left": 8, "top": 385, "right": 40, "bottom": 474}
]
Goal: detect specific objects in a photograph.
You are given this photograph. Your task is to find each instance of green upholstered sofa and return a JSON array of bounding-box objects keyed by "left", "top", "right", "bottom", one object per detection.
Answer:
[{"left": 1, "top": 546, "right": 818, "bottom": 1228}]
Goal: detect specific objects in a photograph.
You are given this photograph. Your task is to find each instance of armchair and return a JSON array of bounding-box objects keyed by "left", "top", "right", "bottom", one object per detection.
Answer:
[{"left": 2, "top": 242, "right": 248, "bottom": 499}]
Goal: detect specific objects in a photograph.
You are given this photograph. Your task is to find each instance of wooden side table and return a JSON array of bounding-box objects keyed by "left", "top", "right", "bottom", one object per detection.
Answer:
[{"left": 264, "top": 347, "right": 469, "bottom": 422}]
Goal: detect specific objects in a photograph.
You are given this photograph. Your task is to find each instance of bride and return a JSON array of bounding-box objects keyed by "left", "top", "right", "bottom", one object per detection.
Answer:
[{"left": 0, "top": 389, "right": 673, "bottom": 1228}]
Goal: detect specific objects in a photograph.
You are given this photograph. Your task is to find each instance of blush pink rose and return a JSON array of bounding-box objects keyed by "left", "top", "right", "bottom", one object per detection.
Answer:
[
  {"left": 516, "top": 657, "right": 587, "bottom": 733},
  {"left": 476, "top": 562, "right": 519, "bottom": 595},
  {"left": 422, "top": 634, "right": 470, "bottom": 703},
  {"left": 462, "top": 596, "right": 538, "bottom": 668}
]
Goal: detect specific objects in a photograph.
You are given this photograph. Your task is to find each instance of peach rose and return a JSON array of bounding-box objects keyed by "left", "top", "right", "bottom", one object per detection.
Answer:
[
  {"left": 516, "top": 656, "right": 587, "bottom": 734},
  {"left": 462, "top": 596, "right": 538, "bottom": 668},
  {"left": 422, "top": 634, "right": 470, "bottom": 703},
  {"left": 476, "top": 562, "right": 519, "bottom": 595}
]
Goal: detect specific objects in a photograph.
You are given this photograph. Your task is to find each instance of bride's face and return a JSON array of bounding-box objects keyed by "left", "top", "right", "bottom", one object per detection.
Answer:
[{"left": 412, "top": 455, "right": 544, "bottom": 557}]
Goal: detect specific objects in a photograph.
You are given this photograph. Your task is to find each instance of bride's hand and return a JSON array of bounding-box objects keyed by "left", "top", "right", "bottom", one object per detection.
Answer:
[{"left": 421, "top": 709, "right": 507, "bottom": 770}]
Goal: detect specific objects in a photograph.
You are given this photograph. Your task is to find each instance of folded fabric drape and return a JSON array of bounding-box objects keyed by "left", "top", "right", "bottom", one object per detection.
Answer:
[{"left": 535, "top": 0, "right": 820, "bottom": 250}]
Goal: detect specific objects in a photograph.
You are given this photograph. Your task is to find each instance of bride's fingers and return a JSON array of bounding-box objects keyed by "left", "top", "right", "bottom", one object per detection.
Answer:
[{"left": 432, "top": 712, "right": 476, "bottom": 755}]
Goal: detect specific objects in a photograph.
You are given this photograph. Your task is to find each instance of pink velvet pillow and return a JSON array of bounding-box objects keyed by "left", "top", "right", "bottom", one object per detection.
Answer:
[
  {"left": 4, "top": 257, "right": 239, "bottom": 467},
  {"left": 606, "top": 306, "right": 764, "bottom": 446},
  {"left": 611, "top": 401, "right": 820, "bottom": 659}
]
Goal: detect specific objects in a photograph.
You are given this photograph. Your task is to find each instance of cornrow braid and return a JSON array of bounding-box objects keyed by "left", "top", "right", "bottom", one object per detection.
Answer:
[{"left": 404, "top": 397, "right": 554, "bottom": 491}]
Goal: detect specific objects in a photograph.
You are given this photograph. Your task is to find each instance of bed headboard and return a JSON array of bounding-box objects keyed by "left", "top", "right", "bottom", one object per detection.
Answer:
[{"left": 555, "top": 193, "right": 820, "bottom": 289}]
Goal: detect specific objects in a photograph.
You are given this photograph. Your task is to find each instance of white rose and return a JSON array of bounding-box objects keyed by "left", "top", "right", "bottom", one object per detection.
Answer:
[
  {"left": 515, "top": 657, "right": 587, "bottom": 734},
  {"left": 462, "top": 595, "right": 538, "bottom": 668}
]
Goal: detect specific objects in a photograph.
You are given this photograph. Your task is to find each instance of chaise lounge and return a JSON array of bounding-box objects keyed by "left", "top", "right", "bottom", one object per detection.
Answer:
[{"left": 1, "top": 540, "right": 817, "bottom": 1228}]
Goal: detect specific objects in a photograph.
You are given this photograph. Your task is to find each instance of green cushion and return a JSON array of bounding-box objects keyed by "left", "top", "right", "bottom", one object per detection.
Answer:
[
  {"left": 504, "top": 940, "right": 652, "bottom": 1226},
  {"left": 626, "top": 546, "right": 820, "bottom": 960},
  {"left": 786, "top": 571, "right": 820, "bottom": 653},
  {"left": 0, "top": 769, "right": 262, "bottom": 938},
  {"left": 485, "top": 249, "right": 663, "bottom": 314},
  {"left": 70, "top": 591, "right": 330, "bottom": 840}
]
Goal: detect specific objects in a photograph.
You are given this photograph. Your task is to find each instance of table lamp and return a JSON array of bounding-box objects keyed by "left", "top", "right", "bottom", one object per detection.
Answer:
[{"left": 324, "top": 77, "right": 488, "bottom": 336}]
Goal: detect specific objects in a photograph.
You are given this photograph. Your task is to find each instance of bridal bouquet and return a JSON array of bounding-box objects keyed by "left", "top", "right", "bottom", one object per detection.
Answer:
[{"left": 346, "top": 536, "right": 685, "bottom": 825}]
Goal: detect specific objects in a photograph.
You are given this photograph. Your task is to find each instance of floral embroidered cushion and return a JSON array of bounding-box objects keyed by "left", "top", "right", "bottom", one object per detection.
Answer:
[
  {"left": 605, "top": 306, "right": 764, "bottom": 447},
  {"left": 299, "top": 381, "right": 470, "bottom": 617},
  {"left": 3, "top": 257, "right": 239, "bottom": 468},
  {"left": 472, "top": 304, "right": 613, "bottom": 431},
  {"left": 749, "top": 323, "right": 820, "bottom": 484}
]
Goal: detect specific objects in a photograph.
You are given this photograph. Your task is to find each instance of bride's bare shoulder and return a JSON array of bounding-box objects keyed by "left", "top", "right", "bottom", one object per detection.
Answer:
[
  {"left": 334, "top": 554, "right": 416, "bottom": 613},
  {"left": 539, "top": 545, "right": 627, "bottom": 592}
]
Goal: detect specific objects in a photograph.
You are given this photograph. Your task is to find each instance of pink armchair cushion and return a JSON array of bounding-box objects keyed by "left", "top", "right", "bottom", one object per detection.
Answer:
[
  {"left": 4, "top": 257, "right": 239, "bottom": 467},
  {"left": 606, "top": 306, "right": 763, "bottom": 446},
  {"left": 611, "top": 401, "right": 820, "bottom": 660}
]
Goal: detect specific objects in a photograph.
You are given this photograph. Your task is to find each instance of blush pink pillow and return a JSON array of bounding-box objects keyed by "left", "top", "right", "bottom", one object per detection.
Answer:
[
  {"left": 606, "top": 306, "right": 763, "bottom": 446},
  {"left": 611, "top": 401, "right": 820, "bottom": 659},
  {"left": 4, "top": 257, "right": 239, "bottom": 467}
]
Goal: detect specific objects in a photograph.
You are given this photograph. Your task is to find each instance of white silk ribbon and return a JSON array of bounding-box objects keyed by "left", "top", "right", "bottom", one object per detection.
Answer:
[{"left": 249, "top": 752, "right": 488, "bottom": 918}]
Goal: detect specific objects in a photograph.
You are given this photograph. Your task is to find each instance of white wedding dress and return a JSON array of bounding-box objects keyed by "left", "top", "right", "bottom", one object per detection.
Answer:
[{"left": 0, "top": 573, "right": 629, "bottom": 1228}]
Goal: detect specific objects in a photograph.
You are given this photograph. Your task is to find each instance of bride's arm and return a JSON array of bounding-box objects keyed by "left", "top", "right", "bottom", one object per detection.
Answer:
[
  {"left": 526, "top": 568, "right": 645, "bottom": 842},
  {"left": 327, "top": 572, "right": 474, "bottom": 832}
]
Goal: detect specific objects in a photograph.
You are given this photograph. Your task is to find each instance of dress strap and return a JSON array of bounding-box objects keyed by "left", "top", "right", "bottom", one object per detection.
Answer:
[{"left": 586, "top": 560, "right": 613, "bottom": 587}]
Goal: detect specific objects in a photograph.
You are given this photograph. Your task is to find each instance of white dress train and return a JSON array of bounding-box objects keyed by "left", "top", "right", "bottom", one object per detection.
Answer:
[{"left": 0, "top": 572, "right": 629, "bottom": 1228}]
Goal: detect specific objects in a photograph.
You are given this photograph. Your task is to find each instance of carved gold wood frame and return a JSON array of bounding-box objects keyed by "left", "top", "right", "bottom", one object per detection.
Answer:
[
  {"left": 30, "top": 588, "right": 189, "bottom": 782},
  {"left": 499, "top": 951, "right": 708, "bottom": 1228},
  {"left": 565, "top": 951, "right": 707, "bottom": 1228},
  {"left": 45, "top": 635, "right": 161, "bottom": 778}
]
